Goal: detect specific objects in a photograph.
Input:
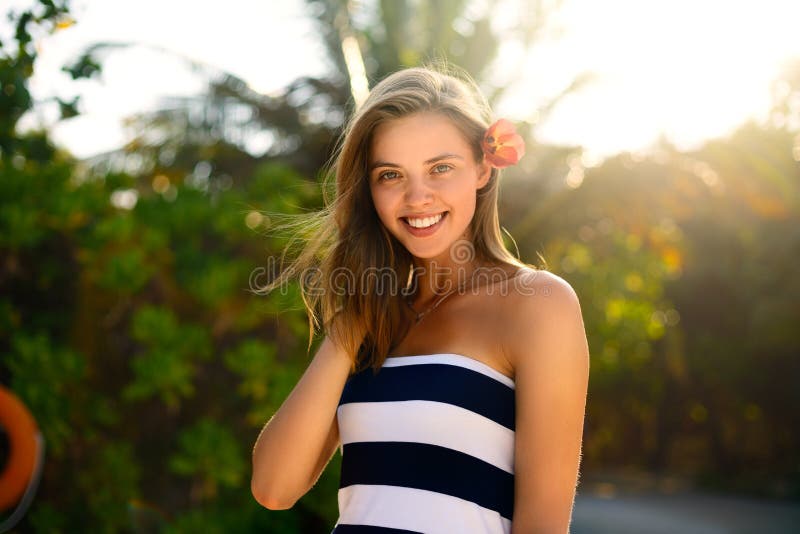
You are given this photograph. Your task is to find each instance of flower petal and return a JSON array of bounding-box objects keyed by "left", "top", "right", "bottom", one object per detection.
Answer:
[{"left": 482, "top": 119, "right": 526, "bottom": 168}]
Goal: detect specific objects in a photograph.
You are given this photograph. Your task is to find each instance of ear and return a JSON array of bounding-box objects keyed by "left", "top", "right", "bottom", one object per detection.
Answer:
[{"left": 476, "top": 158, "right": 492, "bottom": 190}]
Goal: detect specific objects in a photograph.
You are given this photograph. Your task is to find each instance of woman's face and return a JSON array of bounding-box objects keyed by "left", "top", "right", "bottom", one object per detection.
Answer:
[{"left": 368, "top": 112, "right": 491, "bottom": 263}]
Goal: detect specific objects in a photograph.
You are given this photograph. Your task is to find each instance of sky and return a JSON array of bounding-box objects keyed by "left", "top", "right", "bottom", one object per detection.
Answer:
[{"left": 12, "top": 0, "right": 800, "bottom": 163}]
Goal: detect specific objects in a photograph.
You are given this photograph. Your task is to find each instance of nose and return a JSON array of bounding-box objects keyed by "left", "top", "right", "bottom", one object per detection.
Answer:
[{"left": 403, "top": 174, "right": 434, "bottom": 208}]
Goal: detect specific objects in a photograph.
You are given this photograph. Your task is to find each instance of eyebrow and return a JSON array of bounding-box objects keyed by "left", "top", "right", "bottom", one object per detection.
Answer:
[{"left": 368, "top": 153, "right": 464, "bottom": 172}]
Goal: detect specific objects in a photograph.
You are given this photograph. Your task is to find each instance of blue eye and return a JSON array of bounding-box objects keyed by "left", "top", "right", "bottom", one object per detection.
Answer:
[
  {"left": 378, "top": 170, "right": 399, "bottom": 181},
  {"left": 432, "top": 163, "right": 452, "bottom": 174}
]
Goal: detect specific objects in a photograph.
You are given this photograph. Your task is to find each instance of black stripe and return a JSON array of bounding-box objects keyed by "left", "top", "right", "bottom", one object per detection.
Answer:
[
  {"left": 339, "top": 363, "right": 515, "bottom": 430},
  {"left": 340, "top": 441, "right": 514, "bottom": 521},
  {"left": 331, "top": 525, "right": 423, "bottom": 533}
]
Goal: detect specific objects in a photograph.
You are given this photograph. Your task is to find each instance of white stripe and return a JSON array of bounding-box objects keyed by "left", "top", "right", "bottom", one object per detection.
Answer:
[
  {"left": 336, "top": 484, "right": 511, "bottom": 534},
  {"left": 338, "top": 400, "right": 515, "bottom": 473},
  {"left": 382, "top": 353, "right": 515, "bottom": 389}
]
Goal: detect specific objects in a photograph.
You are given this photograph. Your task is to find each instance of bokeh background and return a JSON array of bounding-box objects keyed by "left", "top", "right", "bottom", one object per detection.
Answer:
[{"left": 1, "top": 0, "right": 799, "bottom": 532}]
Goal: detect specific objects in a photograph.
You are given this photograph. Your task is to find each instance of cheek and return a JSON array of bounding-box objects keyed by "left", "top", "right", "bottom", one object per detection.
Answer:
[
  {"left": 446, "top": 182, "right": 478, "bottom": 214},
  {"left": 369, "top": 187, "right": 395, "bottom": 225}
]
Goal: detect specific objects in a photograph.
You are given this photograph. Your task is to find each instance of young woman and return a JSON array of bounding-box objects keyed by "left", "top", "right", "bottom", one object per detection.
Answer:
[{"left": 251, "top": 65, "right": 590, "bottom": 533}]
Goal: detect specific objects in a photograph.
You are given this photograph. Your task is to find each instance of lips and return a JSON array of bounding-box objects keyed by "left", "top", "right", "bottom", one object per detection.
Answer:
[{"left": 400, "top": 211, "right": 448, "bottom": 236}]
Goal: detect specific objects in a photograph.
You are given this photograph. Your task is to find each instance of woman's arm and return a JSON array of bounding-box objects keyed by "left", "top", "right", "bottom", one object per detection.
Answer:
[
  {"left": 251, "top": 335, "right": 353, "bottom": 509},
  {"left": 506, "top": 271, "right": 590, "bottom": 533}
]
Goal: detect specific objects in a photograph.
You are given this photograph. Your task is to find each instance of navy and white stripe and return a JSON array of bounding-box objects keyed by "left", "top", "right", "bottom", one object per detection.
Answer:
[{"left": 331, "top": 353, "right": 516, "bottom": 534}]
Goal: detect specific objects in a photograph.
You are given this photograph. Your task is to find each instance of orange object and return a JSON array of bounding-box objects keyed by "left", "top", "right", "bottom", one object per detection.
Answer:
[
  {"left": 481, "top": 118, "right": 526, "bottom": 168},
  {"left": 0, "top": 386, "right": 40, "bottom": 510}
]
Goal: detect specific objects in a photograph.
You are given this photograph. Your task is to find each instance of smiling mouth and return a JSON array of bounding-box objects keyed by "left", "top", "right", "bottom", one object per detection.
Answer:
[{"left": 402, "top": 212, "right": 447, "bottom": 229}]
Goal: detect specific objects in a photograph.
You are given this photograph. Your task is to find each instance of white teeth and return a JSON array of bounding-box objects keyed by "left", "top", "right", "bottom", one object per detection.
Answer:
[{"left": 406, "top": 212, "right": 444, "bottom": 228}]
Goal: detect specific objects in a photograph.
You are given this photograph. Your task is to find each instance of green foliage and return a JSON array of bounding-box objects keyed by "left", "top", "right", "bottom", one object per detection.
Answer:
[
  {"left": 76, "top": 441, "right": 142, "bottom": 534},
  {"left": 180, "top": 254, "right": 252, "bottom": 307},
  {"left": 223, "top": 339, "right": 277, "bottom": 422},
  {"left": 62, "top": 49, "right": 102, "bottom": 80},
  {"left": 6, "top": 331, "right": 86, "bottom": 456},
  {"left": 0, "top": 0, "right": 70, "bottom": 154},
  {"left": 247, "top": 162, "right": 322, "bottom": 214},
  {"left": 161, "top": 498, "right": 302, "bottom": 534},
  {"left": 0, "top": 153, "right": 75, "bottom": 249},
  {"left": 125, "top": 306, "right": 211, "bottom": 408},
  {"left": 168, "top": 419, "right": 246, "bottom": 499},
  {"left": 27, "top": 502, "right": 70, "bottom": 534}
]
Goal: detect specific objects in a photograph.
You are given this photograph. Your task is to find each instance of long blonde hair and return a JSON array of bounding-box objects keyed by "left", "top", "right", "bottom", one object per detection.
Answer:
[{"left": 260, "top": 64, "right": 535, "bottom": 375}]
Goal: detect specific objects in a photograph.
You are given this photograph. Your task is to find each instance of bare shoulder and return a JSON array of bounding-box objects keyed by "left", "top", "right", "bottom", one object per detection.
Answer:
[
  {"left": 501, "top": 269, "right": 587, "bottom": 372},
  {"left": 504, "top": 268, "right": 581, "bottom": 317}
]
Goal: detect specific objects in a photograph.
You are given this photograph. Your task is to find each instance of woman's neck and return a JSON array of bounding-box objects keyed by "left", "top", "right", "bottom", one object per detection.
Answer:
[{"left": 407, "top": 257, "right": 514, "bottom": 308}]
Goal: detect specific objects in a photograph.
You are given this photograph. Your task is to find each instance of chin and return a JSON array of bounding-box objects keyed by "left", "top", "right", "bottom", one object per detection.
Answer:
[{"left": 401, "top": 242, "right": 454, "bottom": 262}]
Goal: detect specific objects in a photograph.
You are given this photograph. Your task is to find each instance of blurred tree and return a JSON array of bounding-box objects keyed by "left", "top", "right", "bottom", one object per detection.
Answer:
[
  {"left": 0, "top": 0, "right": 70, "bottom": 158},
  {"left": 67, "top": 0, "right": 588, "bottom": 186},
  {"left": 1, "top": 2, "right": 323, "bottom": 531},
  {"left": 501, "top": 112, "right": 800, "bottom": 496}
]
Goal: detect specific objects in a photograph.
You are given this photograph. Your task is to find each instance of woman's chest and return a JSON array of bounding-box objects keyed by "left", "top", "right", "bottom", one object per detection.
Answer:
[{"left": 390, "top": 292, "right": 515, "bottom": 381}]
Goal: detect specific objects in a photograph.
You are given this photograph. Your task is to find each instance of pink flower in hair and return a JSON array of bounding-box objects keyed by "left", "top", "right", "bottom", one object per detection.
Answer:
[{"left": 481, "top": 119, "right": 525, "bottom": 168}]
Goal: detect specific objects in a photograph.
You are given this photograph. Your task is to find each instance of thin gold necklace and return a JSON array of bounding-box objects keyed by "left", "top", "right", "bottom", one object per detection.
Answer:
[{"left": 403, "top": 267, "right": 525, "bottom": 325}]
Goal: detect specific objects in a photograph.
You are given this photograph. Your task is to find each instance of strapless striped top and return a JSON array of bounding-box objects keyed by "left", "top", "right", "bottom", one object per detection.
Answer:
[{"left": 331, "top": 353, "right": 516, "bottom": 533}]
